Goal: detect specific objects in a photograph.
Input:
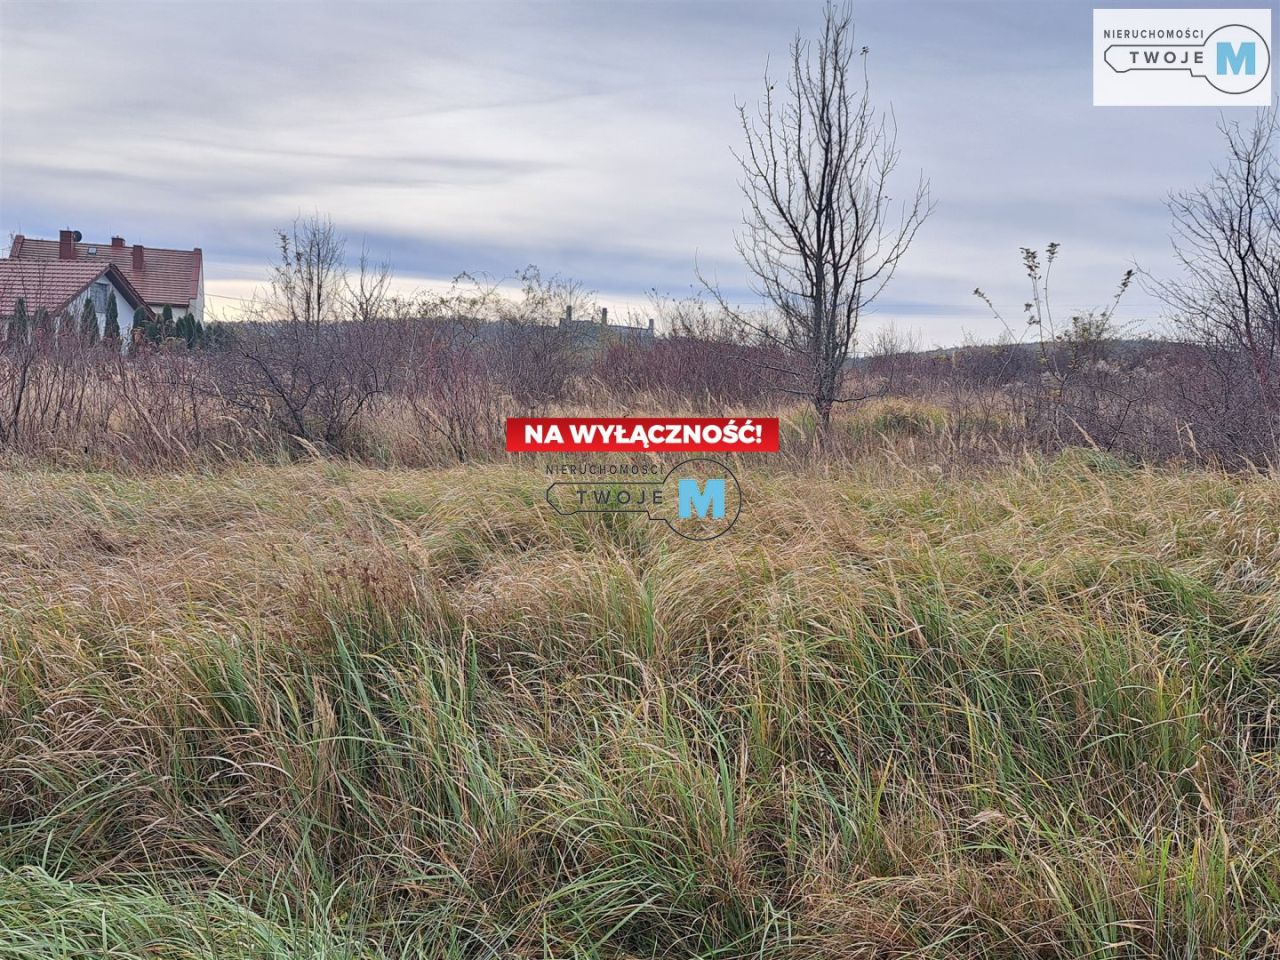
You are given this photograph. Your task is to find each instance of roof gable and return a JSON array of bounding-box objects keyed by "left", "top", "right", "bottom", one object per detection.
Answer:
[{"left": 0, "top": 259, "right": 155, "bottom": 320}]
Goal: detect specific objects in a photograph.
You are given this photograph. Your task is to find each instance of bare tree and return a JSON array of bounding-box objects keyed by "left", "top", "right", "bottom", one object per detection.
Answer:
[
  {"left": 345, "top": 244, "right": 393, "bottom": 324},
  {"left": 271, "top": 213, "right": 347, "bottom": 328},
  {"left": 217, "top": 216, "right": 399, "bottom": 450},
  {"left": 728, "top": 1, "right": 931, "bottom": 443},
  {"left": 506, "top": 265, "right": 596, "bottom": 325},
  {"left": 434, "top": 266, "right": 586, "bottom": 413},
  {"left": 1153, "top": 104, "right": 1280, "bottom": 422}
]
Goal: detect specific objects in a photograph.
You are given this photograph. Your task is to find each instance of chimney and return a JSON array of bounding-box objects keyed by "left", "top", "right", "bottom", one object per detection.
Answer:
[
  {"left": 647, "top": 316, "right": 655, "bottom": 334},
  {"left": 111, "top": 236, "right": 124, "bottom": 248},
  {"left": 600, "top": 307, "right": 608, "bottom": 327},
  {"left": 132, "top": 244, "right": 145, "bottom": 272},
  {"left": 58, "top": 230, "right": 76, "bottom": 260},
  {"left": 561, "top": 304, "right": 572, "bottom": 326}
]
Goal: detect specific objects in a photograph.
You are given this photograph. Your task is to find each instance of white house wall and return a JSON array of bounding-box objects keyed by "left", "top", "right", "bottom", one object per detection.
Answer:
[
  {"left": 192, "top": 269, "right": 204, "bottom": 325},
  {"left": 62, "top": 275, "right": 140, "bottom": 349}
]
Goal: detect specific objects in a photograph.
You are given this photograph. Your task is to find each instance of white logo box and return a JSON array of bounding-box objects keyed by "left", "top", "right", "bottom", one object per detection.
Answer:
[{"left": 1094, "top": 8, "right": 1272, "bottom": 106}]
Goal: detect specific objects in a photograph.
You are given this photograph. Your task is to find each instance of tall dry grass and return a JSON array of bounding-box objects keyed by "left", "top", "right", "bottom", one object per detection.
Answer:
[{"left": 1, "top": 452, "right": 1279, "bottom": 956}]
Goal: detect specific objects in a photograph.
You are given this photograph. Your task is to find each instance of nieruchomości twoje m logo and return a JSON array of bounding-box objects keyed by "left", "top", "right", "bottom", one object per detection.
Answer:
[{"left": 545, "top": 458, "right": 742, "bottom": 541}]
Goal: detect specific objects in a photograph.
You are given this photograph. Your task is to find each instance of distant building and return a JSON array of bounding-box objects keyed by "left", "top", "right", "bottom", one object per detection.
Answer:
[
  {"left": 0, "top": 258, "right": 155, "bottom": 341},
  {"left": 559, "top": 305, "right": 655, "bottom": 346},
  {"left": 9, "top": 230, "right": 204, "bottom": 324}
]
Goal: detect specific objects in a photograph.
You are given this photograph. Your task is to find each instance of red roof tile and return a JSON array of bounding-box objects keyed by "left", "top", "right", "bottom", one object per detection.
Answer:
[
  {"left": 0, "top": 259, "right": 154, "bottom": 319},
  {"left": 9, "top": 236, "right": 201, "bottom": 308}
]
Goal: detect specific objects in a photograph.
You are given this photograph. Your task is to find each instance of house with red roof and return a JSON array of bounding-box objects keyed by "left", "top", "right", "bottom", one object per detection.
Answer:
[
  {"left": 0, "top": 258, "right": 155, "bottom": 342},
  {"left": 9, "top": 230, "right": 204, "bottom": 324}
]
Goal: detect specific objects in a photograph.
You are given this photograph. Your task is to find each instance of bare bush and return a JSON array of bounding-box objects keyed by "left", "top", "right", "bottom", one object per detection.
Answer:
[
  {"left": 974, "top": 244, "right": 1142, "bottom": 453},
  {"left": 213, "top": 215, "right": 402, "bottom": 451},
  {"left": 591, "top": 335, "right": 782, "bottom": 407},
  {"left": 1149, "top": 105, "right": 1280, "bottom": 454},
  {"left": 402, "top": 318, "right": 504, "bottom": 463}
]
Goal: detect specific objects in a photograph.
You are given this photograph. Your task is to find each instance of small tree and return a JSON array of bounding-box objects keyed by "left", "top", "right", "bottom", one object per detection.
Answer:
[
  {"left": 104, "top": 293, "right": 121, "bottom": 343},
  {"left": 158, "top": 305, "right": 175, "bottom": 342},
  {"left": 217, "top": 215, "right": 398, "bottom": 450},
  {"left": 176, "top": 311, "right": 202, "bottom": 348},
  {"left": 729, "top": 2, "right": 931, "bottom": 444},
  {"left": 270, "top": 214, "right": 346, "bottom": 327},
  {"left": 201, "top": 320, "right": 233, "bottom": 349},
  {"left": 80, "top": 297, "right": 99, "bottom": 344},
  {"left": 10, "top": 297, "right": 28, "bottom": 343},
  {"left": 136, "top": 304, "right": 174, "bottom": 345},
  {"left": 1153, "top": 104, "right": 1279, "bottom": 418}
]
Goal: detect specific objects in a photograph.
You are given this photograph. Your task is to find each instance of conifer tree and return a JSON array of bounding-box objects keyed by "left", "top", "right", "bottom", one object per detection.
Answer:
[
  {"left": 177, "top": 311, "right": 200, "bottom": 347},
  {"left": 80, "top": 297, "right": 99, "bottom": 343},
  {"left": 10, "top": 298, "right": 27, "bottom": 342},
  {"left": 104, "top": 293, "right": 121, "bottom": 343},
  {"left": 129, "top": 305, "right": 151, "bottom": 353}
]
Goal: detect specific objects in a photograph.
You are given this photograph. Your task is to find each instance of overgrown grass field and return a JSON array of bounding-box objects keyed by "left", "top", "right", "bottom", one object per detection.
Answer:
[{"left": 1, "top": 452, "right": 1278, "bottom": 957}]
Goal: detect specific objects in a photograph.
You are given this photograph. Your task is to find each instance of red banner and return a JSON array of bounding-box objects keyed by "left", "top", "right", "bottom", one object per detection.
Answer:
[{"left": 506, "top": 417, "right": 779, "bottom": 453}]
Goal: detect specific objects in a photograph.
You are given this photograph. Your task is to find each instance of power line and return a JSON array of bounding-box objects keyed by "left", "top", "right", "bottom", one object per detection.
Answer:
[{"left": 203, "top": 292, "right": 257, "bottom": 304}]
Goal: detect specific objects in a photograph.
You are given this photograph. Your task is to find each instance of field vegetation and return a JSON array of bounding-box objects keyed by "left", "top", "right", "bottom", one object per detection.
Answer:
[{"left": 1, "top": 437, "right": 1278, "bottom": 957}]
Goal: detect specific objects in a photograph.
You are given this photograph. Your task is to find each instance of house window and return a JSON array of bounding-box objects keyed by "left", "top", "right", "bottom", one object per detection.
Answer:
[{"left": 90, "top": 281, "right": 108, "bottom": 313}]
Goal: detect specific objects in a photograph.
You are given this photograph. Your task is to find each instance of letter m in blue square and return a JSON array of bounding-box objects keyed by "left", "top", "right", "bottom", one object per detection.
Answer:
[
  {"left": 1217, "top": 41, "right": 1256, "bottom": 76},
  {"left": 678, "top": 478, "right": 725, "bottom": 519}
]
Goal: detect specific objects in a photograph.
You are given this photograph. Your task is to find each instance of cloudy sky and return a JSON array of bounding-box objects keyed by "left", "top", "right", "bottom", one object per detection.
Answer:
[{"left": 0, "top": 0, "right": 1271, "bottom": 345}]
